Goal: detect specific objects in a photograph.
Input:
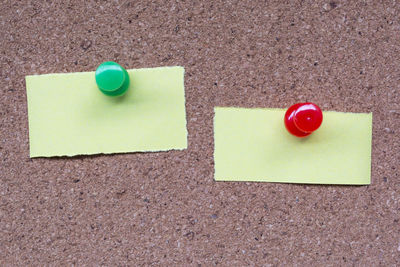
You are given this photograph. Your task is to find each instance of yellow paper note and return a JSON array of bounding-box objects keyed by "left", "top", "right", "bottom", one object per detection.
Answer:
[
  {"left": 26, "top": 66, "right": 187, "bottom": 157},
  {"left": 214, "top": 107, "right": 372, "bottom": 184}
]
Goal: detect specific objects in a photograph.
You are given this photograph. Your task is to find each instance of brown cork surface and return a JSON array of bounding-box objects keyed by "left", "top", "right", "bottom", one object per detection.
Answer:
[{"left": 1, "top": 0, "right": 399, "bottom": 265}]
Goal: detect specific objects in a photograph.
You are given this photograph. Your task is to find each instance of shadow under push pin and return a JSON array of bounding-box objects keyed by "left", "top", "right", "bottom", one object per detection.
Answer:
[
  {"left": 284, "top": 102, "right": 323, "bottom": 137},
  {"left": 95, "top": 61, "right": 130, "bottom": 96}
]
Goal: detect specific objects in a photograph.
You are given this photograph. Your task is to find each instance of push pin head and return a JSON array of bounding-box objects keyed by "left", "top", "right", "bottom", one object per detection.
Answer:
[
  {"left": 95, "top": 61, "right": 130, "bottom": 96},
  {"left": 284, "top": 102, "right": 323, "bottom": 137}
]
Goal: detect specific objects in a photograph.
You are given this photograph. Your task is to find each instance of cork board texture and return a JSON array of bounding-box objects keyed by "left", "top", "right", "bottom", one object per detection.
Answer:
[{"left": 1, "top": 0, "right": 399, "bottom": 266}]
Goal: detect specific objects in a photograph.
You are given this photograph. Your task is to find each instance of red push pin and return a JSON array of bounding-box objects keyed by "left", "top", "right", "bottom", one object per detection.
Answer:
[{"left": 284, "top": 102, "right": 323, "bottom": 137}]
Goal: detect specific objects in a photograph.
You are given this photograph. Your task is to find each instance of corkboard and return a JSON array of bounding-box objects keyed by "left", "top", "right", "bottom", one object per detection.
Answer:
[{"left": 1, "top": 0, "right": 399, "bottom": 265}]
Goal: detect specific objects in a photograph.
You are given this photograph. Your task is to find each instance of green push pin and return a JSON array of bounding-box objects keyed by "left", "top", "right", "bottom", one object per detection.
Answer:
[{"left": 95, "top": 61, "right": 130, "bottom": 96}]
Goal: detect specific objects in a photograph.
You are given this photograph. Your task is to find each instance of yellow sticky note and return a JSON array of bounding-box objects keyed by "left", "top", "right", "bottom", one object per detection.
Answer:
[
  {"left": 26, "top": 66, "right": 187, "bottom": 157},
  {"left": 214, "top": 107, "right": 372, "bottom": 184}
]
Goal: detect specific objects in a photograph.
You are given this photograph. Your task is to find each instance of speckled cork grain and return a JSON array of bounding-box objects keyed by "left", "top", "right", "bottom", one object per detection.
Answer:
[{"left": 1, "top": 1, "right": 399, "bottom": 266}]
